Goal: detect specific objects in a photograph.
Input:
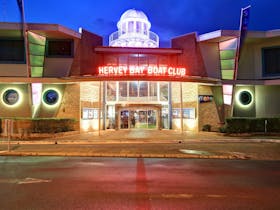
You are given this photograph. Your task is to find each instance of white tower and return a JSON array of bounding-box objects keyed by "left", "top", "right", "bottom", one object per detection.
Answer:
[{"left": 109, "top": 9, "right": 159, "bottom": 48}]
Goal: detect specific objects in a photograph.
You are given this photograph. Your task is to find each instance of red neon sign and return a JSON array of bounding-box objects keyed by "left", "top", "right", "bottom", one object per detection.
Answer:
[{"left": 98, "top": 65, "right": 187, "bottom": 77}]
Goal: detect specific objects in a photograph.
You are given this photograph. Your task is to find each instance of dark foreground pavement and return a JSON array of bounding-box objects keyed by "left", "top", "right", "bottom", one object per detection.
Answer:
[
  {"left": 0, "top": 157, "right": 280, "bottom": 210},
  {"left": 1, "top": 130, "right": 280, "bottom": 160}
]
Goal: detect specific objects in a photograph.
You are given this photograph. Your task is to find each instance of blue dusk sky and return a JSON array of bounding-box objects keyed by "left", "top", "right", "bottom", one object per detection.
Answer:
[{"left": 1, "top": 0, "right": 280, "bottom": 47}]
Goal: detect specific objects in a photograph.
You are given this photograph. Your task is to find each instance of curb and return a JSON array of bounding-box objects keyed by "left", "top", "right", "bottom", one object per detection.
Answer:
[{"left": 0, "top": 151, "right": 250, "bottom": 160}]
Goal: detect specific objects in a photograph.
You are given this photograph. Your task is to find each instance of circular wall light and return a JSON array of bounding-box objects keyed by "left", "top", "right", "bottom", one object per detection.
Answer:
[
  {"left": 3, "top": 89, "right": 19, "bottom": 106},
  {"left": 43, "top": 89, "right": 59, "bottom": 105},
  {"left": 239, "top": 90, "right": 252, "bottom": 106}
]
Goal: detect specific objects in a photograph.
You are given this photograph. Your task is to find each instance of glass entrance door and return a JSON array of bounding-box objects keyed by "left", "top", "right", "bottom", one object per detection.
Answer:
[
  {"left": 119, "top": 108, "right": 157, "bottom": 129},
  {"left": 120, "top": 110, "right": 129, "bottom": 129}
]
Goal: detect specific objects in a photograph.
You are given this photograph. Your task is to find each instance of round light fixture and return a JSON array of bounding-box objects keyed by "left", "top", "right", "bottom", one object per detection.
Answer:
[
  {"left": 3, "top": 89, "right": 19, "bottom": 106},
  {"left": 43, "top": 89, "right": 59, "bottom": 105},
  {"left": 239, "top": 91, "right": 252, "bottom": 106}
]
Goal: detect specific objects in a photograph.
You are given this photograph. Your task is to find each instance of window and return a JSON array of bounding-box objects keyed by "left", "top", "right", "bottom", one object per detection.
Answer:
[
  {"left": 119, "top": 55, "right": 128, "bottom": 65},
  {"left": 46, "top": 39, "right": 73, "bottom": 57},
  {"left": 219, "top": 38, "right": 237, "bottom": 80},
  {"left": 129, "top": 82, "right": 138, "bottom": 97},
  {"left": 82, "top": 108, "right": 99, "bottom": 119},
  {"left": 0, "top": 39, "right": 25, "bottom": 63},
  {"left": 104, "top": 55, "right": 118, "bottom": 65},
  {"left": 119, "top": 82, "right": 128, "bottom": 99},
  {"left": 121, "top": 23, "right": 126, "bottom": 34},
  {"left": 128, "top": 21, "right": 134, "bottom": 33},
  {"left": 149, "top": 82, "right": 157, "bottom": 99},
  {"left": 139, "top": 81, "right": 148, "bottom": 97},
  {"left": 136, "top": 21, "right": 141, "bottom": 33},
  {"left": 143, "top": 24, "right": 148, "bottom": 35},
  {"left": 263, "top": 47, "right": 280, "bottom": 76},
  {"left": 107, "top": 82, "right": 116, "bottom": 101},
  {"left": 160, "top": 83, "right": 168, "bottom": 101}
]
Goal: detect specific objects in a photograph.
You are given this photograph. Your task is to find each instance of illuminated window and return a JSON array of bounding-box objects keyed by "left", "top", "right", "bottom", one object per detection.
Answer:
[
  {"left": 139, "top": 54, "right": 148, "bottom": 66},
  {"left": 223, "top": 84, "right": 233, "bottom": 105},
  {"left": 43, "top": 89, "right": 59, "bottom": 105},
  {"left": 121, "top": 23, "right": 126, "bottom": 34},
  {"left": 119, "top": 82, "right": 128, "bottom": 100},
  {"left": 148, "top": 55, "right": 158, "bottom": 65},
  {"left": 3, "top": 89, "right": 19, "bottom": 105},
  {"left": 139, "top": 82, "right": 148, "bottom": 97},
  {"left": 143, "top": 24, "right": 147, "bottom": 35},
  {"left": 106, "top": 82, "right": 116, "bottom": 101},
  {"left": 160, "top": 83, "right": 169, "bottom": 101},
  {"left": 129, "top": 82, "right": 138, "bottom": 97},
  {"left": 128, "top": 21, "right": 134, "bottom": 33},
  {"left": 136, "top": 21, "right": 141, "bottom": 33},
  {"left": 118, "top": 55, "right": 128, "bottom": 65},
  {"left": 104, "top": 55, "right": 118, "bottom": 65},
  {"left": 219, "top": 38, "right": 237, "bottom": 80},
  {"left": 149, "top": 82, "right": 157, "bottom": 100}
]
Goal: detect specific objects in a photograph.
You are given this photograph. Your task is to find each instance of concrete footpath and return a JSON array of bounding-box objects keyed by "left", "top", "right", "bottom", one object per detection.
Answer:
[{"left": 0, "top": 130, "right": 280, "bottom": 160}]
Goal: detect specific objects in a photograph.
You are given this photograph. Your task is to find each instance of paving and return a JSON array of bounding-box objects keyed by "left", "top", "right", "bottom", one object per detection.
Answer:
[{"left": 0, "top": 130, "right": 280, "bottom": 160}]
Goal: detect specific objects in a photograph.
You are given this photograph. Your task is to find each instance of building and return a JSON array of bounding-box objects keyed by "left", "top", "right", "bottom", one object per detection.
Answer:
[{"left": 0, "top": 9, "right": 280, "bottom": 135}]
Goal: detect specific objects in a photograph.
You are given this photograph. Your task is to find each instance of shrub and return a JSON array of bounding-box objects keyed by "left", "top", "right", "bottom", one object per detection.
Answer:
[
  {"left": 224, "top": 117, "right": 280, "bottom": 133},
  {"left": 202, "top": 124, "right": 211, "bottom": 132},
  {"left": 219, "top": 125, "right": 228, "bottom": 133},
  {"left": 31, "top": 118, "right": 77, "bottom": 133}
]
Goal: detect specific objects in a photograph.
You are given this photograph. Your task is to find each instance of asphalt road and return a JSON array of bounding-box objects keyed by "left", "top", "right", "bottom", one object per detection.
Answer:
[{"left": 0, "top": 156, "right": 279, "bottom": 210}]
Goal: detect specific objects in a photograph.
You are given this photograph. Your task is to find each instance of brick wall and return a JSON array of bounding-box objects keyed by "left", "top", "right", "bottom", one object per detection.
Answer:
[
  {"left": 198, "top": 85, "right": 220, "bottom": 131},
  {"left": 0, "top": 84, "right": 31, "bottom": 118},
  {"left": 171, "top": 82, "right": 198, "bottom": 131},
  {"left": 57, "top": 84, "right": 80, "bottom": 120}
]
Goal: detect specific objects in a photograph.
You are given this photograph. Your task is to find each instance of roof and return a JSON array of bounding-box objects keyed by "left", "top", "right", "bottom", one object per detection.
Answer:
[{"left": 0, "top": 22, "right": 81, "bottom": 39}]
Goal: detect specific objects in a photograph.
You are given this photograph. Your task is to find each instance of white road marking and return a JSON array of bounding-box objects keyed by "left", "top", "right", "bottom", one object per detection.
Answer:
[{"left": 17, "top": 177, "right": 52, "bottom": 184}]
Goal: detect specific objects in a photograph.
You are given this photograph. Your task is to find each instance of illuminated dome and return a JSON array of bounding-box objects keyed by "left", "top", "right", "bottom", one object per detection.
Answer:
[
  {"left": 119, "top": 9, "right": 149, "bottom": 22},
  {"left": 109, "top": 9, "right": 159, "bottom": 48}
]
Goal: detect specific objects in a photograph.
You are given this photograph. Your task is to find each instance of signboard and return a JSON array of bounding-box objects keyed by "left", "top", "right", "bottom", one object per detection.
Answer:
[
  {"left": 98, "top": 65, "right": 187, "bottom": 77},
  {"left": 198, "top": 95, "right": 213, "bottom": 103}
]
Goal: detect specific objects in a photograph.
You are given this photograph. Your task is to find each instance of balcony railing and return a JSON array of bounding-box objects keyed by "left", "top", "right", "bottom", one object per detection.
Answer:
[{"left": 109, "top": 31, "right": 159, "bottom": 47}]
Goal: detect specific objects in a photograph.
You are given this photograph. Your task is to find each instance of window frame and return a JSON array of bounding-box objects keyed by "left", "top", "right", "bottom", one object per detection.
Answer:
[
  {"left": 0, "top": 38, "right": 26, "bottom": 64},
  {"left": 46, "top": 39, "right": 74, "bottom": 58},
  {"left": 262, "top": 46, "right": 280, "bottom": 77}
]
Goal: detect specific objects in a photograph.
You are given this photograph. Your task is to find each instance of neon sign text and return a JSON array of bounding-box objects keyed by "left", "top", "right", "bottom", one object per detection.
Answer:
[{"left": 98, "top": 65, "right": 187, "bottom": 77}]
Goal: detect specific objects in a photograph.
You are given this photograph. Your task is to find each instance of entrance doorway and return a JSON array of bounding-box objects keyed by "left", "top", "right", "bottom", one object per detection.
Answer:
[{"left": 120, "top": 108, "right": 157, "bottom": 129}]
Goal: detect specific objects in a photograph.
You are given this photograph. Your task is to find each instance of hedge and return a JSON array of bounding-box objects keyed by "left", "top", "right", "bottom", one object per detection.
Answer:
[
  {"left": 222, "top": 118, "right": 280, "bottom": 133},
  {"left": 0, "top": 118, "right": 77, "bottom": 134}
]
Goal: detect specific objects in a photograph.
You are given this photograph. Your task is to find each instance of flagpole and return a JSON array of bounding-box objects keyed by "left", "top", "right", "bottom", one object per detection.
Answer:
[
  {"left": 18, "top": 0, "right": 31, "bottom": 77},
  {"left": 231, "top": 5, "right": 251, "bottom": 117},
  {"left": 234, "top": 5, "right": 251, "bottom": 80}
]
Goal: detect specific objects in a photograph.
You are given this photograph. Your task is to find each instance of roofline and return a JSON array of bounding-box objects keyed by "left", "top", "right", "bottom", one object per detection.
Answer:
[
  {"left": 0, "top": 76, "right": 220, "bottom": 84},
  {"left": 94, "top": 46, "right": 183, "bottom": 54},
  {"left": 198, "top": 29, "right": 280, "bottom": 42},
  {"left": 0, "top": 22, "right": 81, "bottom": 39}
]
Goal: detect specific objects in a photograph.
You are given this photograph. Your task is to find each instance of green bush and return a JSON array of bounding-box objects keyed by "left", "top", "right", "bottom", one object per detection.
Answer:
[
  {"left": 31, "top": 118, "right": 76, "bottom": 133},
  {"left": 219, "top": 125, "right": 228, "bottom": 133},
  {"left": 202, "top": 124, "right": 211, "bottom": 132},
  {"left": 224, "top": 117, "right": 280, "bottom": 133}
]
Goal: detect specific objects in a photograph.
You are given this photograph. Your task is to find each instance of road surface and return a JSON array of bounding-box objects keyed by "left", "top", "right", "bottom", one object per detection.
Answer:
[{"left": 0, "top": 156, "right": 279, "bottom": 210}]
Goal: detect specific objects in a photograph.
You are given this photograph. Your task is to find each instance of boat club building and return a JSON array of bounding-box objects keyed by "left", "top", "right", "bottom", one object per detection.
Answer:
[{"left": 0, "top": 9, "right": 280, "bottom": 135}]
